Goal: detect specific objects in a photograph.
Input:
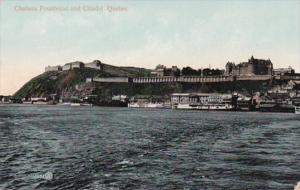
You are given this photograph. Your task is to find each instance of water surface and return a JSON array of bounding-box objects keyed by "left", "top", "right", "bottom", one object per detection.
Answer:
[{"left": 0, "top": 105, "right": 299, "bottom": 189}]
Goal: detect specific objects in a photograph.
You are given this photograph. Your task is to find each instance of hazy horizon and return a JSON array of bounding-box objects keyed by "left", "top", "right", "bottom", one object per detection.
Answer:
[{"left": 0, "top": 0, "right": 299, "bottom": 95}]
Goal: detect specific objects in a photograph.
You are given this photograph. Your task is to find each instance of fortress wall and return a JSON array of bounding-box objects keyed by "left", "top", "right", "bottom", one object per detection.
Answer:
[{"left": 91, "top": 75, "right": 274, "bottom": 84}]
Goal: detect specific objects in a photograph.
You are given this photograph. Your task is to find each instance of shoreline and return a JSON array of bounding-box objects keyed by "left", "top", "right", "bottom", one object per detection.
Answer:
[{"left": 0, "top": 103, "right": 297, "bottom": 114}]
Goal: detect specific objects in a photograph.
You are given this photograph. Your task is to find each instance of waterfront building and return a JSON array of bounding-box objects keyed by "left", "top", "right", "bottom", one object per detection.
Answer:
[
  {"left": 225, "top": 56, "right": 273, "bottom": 76},
  {"left": 170, "top": 93, "right": 233, "bottom": 110},
  {"left": 45, "top": 65, "right": 62, "bottom": 72}
]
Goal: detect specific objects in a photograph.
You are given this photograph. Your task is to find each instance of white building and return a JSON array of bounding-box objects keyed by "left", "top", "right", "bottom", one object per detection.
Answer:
[
  {"left": 273, "top": 66, "right": 295, "bottom": 76},
  {"left": 85, "top": 60, "right": 103, "bottom": 70},
  {"left": 62, "top": 64, "right": 71, "bottom": 71},
  {"left": 170, "top": 93, "right": 233, "bottom": 110},
  {"left": 45, "top": 65, "right": 62, "bottom": 72},
  {"left": 62, "top": 62, "right": 84, "bottom": 71}
]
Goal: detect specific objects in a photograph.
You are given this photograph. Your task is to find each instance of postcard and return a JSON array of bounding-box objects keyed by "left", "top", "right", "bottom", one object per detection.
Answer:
[{"left": 0, "top": 0, "right": 300, "bottom": 189}]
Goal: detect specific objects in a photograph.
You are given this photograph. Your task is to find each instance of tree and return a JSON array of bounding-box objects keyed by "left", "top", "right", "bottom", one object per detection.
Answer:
[{"left": 182, "top": 67, "right": 201, "bottom": 76}]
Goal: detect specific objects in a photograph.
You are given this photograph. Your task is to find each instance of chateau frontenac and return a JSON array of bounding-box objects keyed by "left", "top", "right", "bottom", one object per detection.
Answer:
[{"left": 225, "top": 56, "right": 273, "bottom": 76}]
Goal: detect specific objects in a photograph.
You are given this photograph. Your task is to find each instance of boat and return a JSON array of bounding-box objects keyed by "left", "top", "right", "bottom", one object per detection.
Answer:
[
  {"left": 32, "top": 101, "right": 48, "bottom": 105},
  {"left": 70, "top": 103, "right": 81, "bottom": 107},
  {"left": 128, "top": 102, "right": 140, "bottom": 108},
  {"left": 58, "top": 102, "right": 72, "bottom": 106},
  {"left": 70, "top": 103, "right": 92, "bottom": 107},
  {"left": 145, "top": 102, "right": 164, "bottom": 108},
  {"left": 259, "top": 100, "right": 295, "bottom": 113},
  {"left": 128, "top": 102, "right": 164, "bottom": 108},
  {"left": 22, "top": 101, "right": 33, "bottom": 104},
  {"left": 174, "top": 103, "right": 233, "bottom": 110},
  {"left": 80, "top": 103, "right": 93, "bottom": 107},
  {"left": 295, "top": 106, "right": 300, "bottom": 114}
]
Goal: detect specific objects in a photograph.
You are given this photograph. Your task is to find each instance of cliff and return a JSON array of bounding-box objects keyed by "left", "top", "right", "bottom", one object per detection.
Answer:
[
  {"left": 14, "top": 63, "right": 151, "bottom": 98},
  {"left": 14, "top": 62, "right": 273, "bottom": 100}
]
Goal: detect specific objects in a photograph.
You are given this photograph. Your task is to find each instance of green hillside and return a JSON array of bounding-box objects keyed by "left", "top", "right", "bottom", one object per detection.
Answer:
[{"left": 14, "top": 64, "right": 151, "bottom": 98}]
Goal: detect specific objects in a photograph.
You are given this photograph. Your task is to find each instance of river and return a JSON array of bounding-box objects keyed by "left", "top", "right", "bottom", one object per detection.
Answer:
[{"left": 0, "top": 105, "right": 299, "bottom": 189}]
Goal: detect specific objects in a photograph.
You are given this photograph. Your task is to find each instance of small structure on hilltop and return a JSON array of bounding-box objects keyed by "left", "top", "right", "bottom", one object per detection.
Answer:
[
  {"left": 85, "top": 60, "right": 103, "bottom": 70},
  {"left": 45, "top": 65, "right": 62, "bottom": 72},
  {"left": 62, "top": 61, "right": 84, "bottom": 71},
  {"left": 45, "top": 60, "right": 103, "bottom": 72}
]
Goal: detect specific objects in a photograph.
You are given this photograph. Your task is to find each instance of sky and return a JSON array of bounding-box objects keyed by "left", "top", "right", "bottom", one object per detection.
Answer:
[{"left": 0, "top": 0, "right": 299, "bottom": 95}]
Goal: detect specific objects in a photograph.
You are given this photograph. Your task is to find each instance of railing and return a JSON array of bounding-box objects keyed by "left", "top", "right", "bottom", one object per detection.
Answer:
[
  {"left": 236, "top": 75, "right": 272, "bottom": 81},
  {"left": 89, "top": 75, "right": 279, "bottom": 84},
  {"left": 133, "top": 76, "right": 233, "bottom": 83}
]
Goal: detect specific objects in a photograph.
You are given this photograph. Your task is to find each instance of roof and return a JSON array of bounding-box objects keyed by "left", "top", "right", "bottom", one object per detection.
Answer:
[
  {"left": 64, "top": 61, "right": 84, "bottom": 66},
  {"left": 171, "top": 93, "right": 232, "bottom": 96}
]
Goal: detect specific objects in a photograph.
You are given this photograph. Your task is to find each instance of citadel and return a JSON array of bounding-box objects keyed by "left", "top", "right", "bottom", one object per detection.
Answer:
[{"left": 45, "top": 56, "right": 297, "bottom": 83}]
